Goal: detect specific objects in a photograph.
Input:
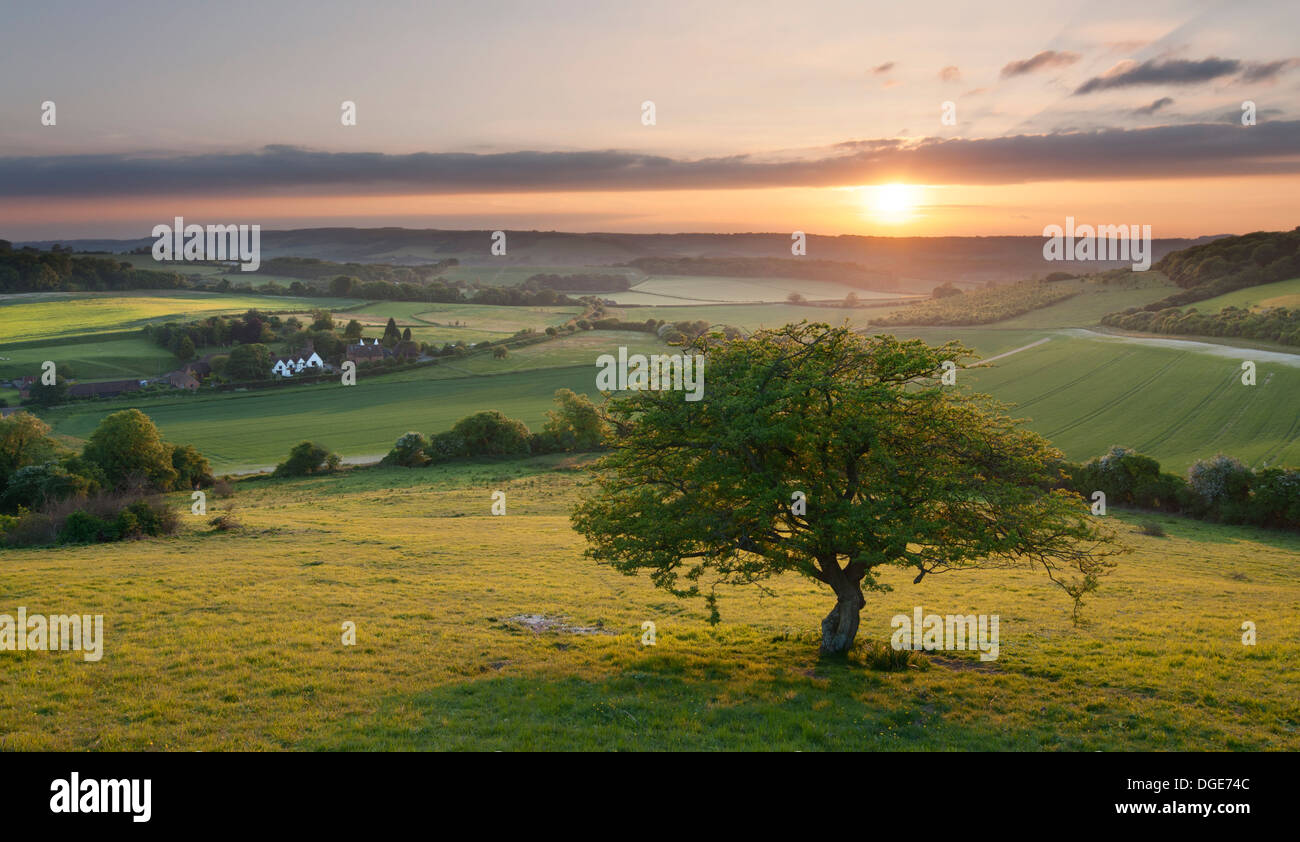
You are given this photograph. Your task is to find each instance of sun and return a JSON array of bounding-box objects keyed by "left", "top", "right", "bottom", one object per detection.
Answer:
[{"left": 867, "top": 183, "right": 919, "bottom": 223}]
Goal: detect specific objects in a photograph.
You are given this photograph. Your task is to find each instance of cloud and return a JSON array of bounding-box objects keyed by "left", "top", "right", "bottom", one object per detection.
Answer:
[
  {"left": 1, "top": 122, "right": 1298, "bottom": 200},
  {"left": 1000, "top": 50, "right": 1082, "bottom": 78},
  {"left": 939, "top": 65, "right": 961, "bottom": 82},
  {"left": 1133, "top": 97, "right": 1174, "bottom": 115},
  {"left": 1239, "top": 58, "right": 1300, "bottom": 83},
  {"left": 872, "top": 62, "right": 895, "bottom": 75},
  {"left": 1074, "top": 57, "right": 1241, "bottom": 93}
]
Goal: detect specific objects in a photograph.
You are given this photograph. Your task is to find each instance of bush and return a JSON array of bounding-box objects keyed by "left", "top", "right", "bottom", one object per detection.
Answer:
[
  {"left": 171, "top": 443, "right": 215, "bottom": 490},
  {"left": 274, "top": 441, "right": 338, "bottom": 477},
  {"left": 5, "top": 511, "right": 56, "bottom": 547},
  {"left": 451, "top": 411, "right": 531, "bottom": 457},
  {"left": 1187, "top": 454, "right": 1253, "bottom": 522},
  {"left": 1137, "top": 521, "right": 1167, "bottom": 537},
  {"left": 384, "top": 432, "right": 430, "bottom": 467},
  {"left": 209, "top": 512, "right": 242, "bottom": 532},
  {"left": 59, "top": 510, "right": 117, "bottom": 544},
  {"left": 424, "top": 431, "right": 469, "bottom": 464}
]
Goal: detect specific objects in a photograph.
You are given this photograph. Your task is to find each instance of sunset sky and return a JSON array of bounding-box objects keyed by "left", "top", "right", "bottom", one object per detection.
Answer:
[{"left": 1, "top": 0, "right": 1297, "bottom": 239}]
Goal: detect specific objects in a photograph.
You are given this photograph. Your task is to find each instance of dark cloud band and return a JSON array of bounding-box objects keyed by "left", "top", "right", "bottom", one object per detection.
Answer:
[{"left": 2, "top": 121, "right": 1298, "bottom": 199}]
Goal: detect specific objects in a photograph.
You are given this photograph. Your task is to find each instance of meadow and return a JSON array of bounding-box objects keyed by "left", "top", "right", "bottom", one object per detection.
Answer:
[{"left": 0, "top": 457, "right": 1294, "bottom": 751}]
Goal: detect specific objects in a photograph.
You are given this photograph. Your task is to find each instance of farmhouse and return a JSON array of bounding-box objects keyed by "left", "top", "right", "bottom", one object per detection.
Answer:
[
  {"left": 167, "top": 370, "right": 200, "bottom": 391},
  {"left": 271, "top": 351, "right": 325, "bottom": 377},
  {"left": 346, "top": 338, "right": 385, "bottom": 364}
]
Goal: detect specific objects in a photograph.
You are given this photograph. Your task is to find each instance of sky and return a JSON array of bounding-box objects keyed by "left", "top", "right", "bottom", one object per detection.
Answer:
[{"left": 0, "top": 0, "right": 1297, "bottom": 239}]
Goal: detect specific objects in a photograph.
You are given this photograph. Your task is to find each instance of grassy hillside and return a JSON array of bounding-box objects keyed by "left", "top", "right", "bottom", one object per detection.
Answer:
[
  {"left": 1, "top": 458, "right": 1294, "bottom": 750},
  {"left": 963, "top": 332, "right": 1300, "bottom": 471},
  {"left": 1192, "top": 277, "right": 1300, "bottom": 312}
]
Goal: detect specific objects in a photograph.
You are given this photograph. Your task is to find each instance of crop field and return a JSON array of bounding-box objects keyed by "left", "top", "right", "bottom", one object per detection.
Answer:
[
  {"left": 0, "top": 291, "right": 361, "bottom": 343},
  {"left": 0, "top": 458, "right": 1294, "bottom": 751},
  {"left": 962, "top": 332, "right": 1300, "bottom": 471}
]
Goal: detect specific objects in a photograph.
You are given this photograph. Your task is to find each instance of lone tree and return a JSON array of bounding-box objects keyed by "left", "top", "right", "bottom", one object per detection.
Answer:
[{"left": 572, "top": 322, "right": 1122, "bottom": 656}]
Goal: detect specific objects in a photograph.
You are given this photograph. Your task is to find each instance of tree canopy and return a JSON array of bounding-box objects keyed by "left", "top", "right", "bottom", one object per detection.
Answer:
[{"left": 573, "top": 322, "right": 1122, "bottom": 655}]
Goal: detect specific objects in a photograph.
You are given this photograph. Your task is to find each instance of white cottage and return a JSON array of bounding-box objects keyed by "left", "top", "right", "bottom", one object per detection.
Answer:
[{"left": 272, "top": 351, "right": 326, "bottom": 377}]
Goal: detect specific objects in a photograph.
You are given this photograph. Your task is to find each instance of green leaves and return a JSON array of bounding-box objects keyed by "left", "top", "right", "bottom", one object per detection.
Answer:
[{"left": 573, "top": 322, "right": 1123, "bottom": 627}]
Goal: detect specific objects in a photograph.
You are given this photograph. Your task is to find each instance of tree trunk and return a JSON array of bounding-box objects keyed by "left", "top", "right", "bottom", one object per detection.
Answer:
[{"left": 819, "top": 579, "right": 865, "bottom": 655}]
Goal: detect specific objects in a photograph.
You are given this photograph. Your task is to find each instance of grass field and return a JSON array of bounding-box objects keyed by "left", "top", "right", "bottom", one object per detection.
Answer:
[
  {"left": 40, "top": 364, "right": 613, "bottom": 473},
  {"left": 961, "top": 331, "right": 1300, "bottom": 471},
  {"left": 608, "top": 275, "right": 906, "bottom": 305},
  {"left": 0, "top": 336, "right": 176, "bottom": 381},
  {"left": 332, "top": 302, "right": 582, "bottom": 346},
  {"left": 0, "top": 291, "right": 361, "bottom": 343},
  {"left": 1, "top": 457, "right": 1294, "bottom": 751},
  {"left": 1193, "top": 277, "right": 1300, "bottom": 312}
]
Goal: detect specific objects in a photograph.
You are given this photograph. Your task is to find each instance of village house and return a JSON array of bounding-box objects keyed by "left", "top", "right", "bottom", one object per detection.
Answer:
[
  {"left": 346, "top": 337, "right": 385, "bottom": 364},
  {"left": 167, "top": 369, "right": 200, "bottom": 391},
  {"left": 271, "top": 351, "right": 326, "bottom": 377}
]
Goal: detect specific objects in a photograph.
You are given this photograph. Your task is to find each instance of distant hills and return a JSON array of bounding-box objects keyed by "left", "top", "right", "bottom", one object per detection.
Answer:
[{"left": 14, "top": 227, "right": 1222, "bottom": 290}]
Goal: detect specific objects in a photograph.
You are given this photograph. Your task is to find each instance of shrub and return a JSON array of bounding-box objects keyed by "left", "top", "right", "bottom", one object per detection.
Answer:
[
  {"left": 1137, "top": 521, "right": 1166, "bottom": 537},
  {"left": 5, "top": 511, "right": 56, "bottom": 547},
  {"left": 424, "top": 431, "right": 469, "bottom": 463},
  {"left": 209, "top": 512, "right": 242, "bottom": 532},
  {"left": 384, "top": 432, "right": 430, "bottom": 467},
  {"left": 451, "top": 411, "right": 531, "bottom": 457},
  {"left": 1187, "top": 454, "right": 1253, "bottom": 522},
  {"left": 274, "top": 441, "right": 338, "bottom": 477},
  {"left": 171, "top": 443, "right": 215, "bottom": 490}
]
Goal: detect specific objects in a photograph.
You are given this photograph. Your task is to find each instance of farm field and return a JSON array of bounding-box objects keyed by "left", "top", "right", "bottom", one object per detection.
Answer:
[
  {"left": 0, "top": 457, "right": 1294, "bottom": 751},
  {"left": 440, "top": 264, "right": 643, "bottom": 288},
  {"left": 0, "top": 336, "right": 176, "bottom": 382},
  {"left": 332, "top": 302, "right": 582, "bottom": 347},
  {"left": 616, "top": 301, "right": 899, "bottom": 331},
  {"left": 0, "top": 290, "right": 361, "bottom": 343},
  {"left": 988, "top": 278, "right": 1175, "bottom": 329},
  {"left": 961, "top": 331, "right": 1300, "bottom": 471},
  {"left": 607, "top": 274, "right": 907, "bottom": 305},
  {"left": 40, "top": 364, "right": 612, "bottom": 473},
  {"left": 1192, "top": 277, "right": 1300, "bottom": 312}
]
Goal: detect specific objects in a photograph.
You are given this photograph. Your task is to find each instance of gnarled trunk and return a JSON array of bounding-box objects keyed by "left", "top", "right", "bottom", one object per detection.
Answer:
[{"left": 819, "top": 577, "right": 865, "bottom": 655}]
